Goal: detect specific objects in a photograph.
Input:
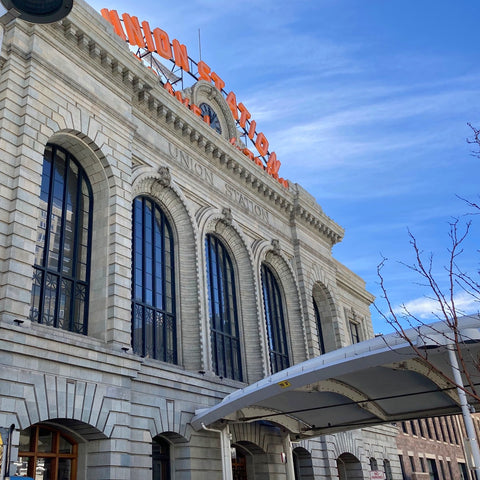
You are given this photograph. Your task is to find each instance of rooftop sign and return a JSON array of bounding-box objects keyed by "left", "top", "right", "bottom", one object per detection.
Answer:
[{"left": 101, "top": 9, "right": 288, "bottom": 188}]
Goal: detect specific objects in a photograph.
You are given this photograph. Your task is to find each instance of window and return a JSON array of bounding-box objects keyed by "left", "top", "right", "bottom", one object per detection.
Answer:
[
  {"left": 398, "top": 455, "right": 408, "bottom": 480},
  {"left": 30, "top": 144, "right": 93, "bottom": 334},
  {"left": 16, "top": 425, "right": 77, "bottom": 480},
  {"left": 458, "top": 462, "right": 469, "bottom": 480},
  {"left": 261, "top": 264, "right": 290, "bottom": 373},
  {"left": 384, "top": 459, "right": 393, "bottom": 480},
  {"left": 205, "top": 234, "right": 243, "bottom": 381},
  {"left": 313, "top": 297, "right": 326, "bottom": 354},
  {"left": 349, "top": 321, "right": 360, "bottom": 344},
  {"left": 427, "top": 459, "right": 439, "bottom": 480},
  {"left": 152, "top": 437, "right": 171, "bottom": 480},
  {"left": 370, "top": 457, "right": 378, "bottom": 471},
  {"left": 132, "top": 196, "right": 176, "bottom": 363}
]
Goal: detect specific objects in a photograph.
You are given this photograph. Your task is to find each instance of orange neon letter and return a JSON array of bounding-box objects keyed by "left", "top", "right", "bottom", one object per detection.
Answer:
[
  {"left": 101, "top": 9, "right": 126, "bottom": 41},
  {"left": 153, "top": 28, "right": 172, "bottom": 59},
  {"left": 197, "top": 61, "right": 211, "bottom": 82},
  {"left": 242, "top": 148, "right": 254, "bottom": 161},
  {"left": 203, "top": 115, "right": 211, "bottom": 126},
  {"left": 190, "top": 104, "right": 202, "bottom": 117},
  {"left": 210, "top": 72, "right": 225, "bottom": 91},
  {"left": 122, "top": 14, "right": 145, "bottom": 48},
  {"left": 237, "top": 103, "right": 251, "bottom": 129},
  {"left": 248, "top": 120, "right": 256, "bottom": 140},
  {"left": 163, "top": 82, "right": 174, "bottom": 95},
  {"left": 172, "top": 39, "right": 190, "bottom": 72},
  {"left": 175, "top": 91, "right": 189, "bottom": 107},
  {"left": 225, "top": 92, "right": 238, "bottom": 120},
  {"left": 255, "top": 132, "right": 269, "bottom": 157},
  {"left": 141, "top": 21, "right": 155, "bottom": 52},
  {"left": 266, "top": 152, "right": 281, "bottom": 178}
]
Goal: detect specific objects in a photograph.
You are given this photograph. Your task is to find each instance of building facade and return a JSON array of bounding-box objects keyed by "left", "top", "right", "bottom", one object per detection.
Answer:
[
  {"left": 0, "top": 1, "right": 401, "bottom": 478},
  {"left": 396, "top": 416, "right": 478, "bottom": 480}
]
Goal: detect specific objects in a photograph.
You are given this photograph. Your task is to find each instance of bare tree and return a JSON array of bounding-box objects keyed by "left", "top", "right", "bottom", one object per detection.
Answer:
[{"left": 375, "top": 123, "right": 480, "bottom": 402}]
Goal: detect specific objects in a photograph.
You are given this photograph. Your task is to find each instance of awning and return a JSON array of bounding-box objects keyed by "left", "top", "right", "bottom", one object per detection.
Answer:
[{"left": 191, "top": 316, "right": 480, "bottom": 438}]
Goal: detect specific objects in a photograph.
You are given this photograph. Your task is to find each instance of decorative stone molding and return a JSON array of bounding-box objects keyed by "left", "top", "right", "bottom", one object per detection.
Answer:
[
  {"left": 221, "top": 207, "right": 233, "bottom": 226},
  {"left": 158, "top": 166, "right": 171, "bottom": 187}
]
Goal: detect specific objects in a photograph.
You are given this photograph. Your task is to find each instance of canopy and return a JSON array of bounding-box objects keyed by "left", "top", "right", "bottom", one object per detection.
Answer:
[{"left": 191, "top": 316, "right": 480, "bottom": 438}]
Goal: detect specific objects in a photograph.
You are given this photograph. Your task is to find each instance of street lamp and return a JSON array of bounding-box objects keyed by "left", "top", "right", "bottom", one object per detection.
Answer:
[{"left": 0, "top": 0, "right": 72, "bottom": 23}]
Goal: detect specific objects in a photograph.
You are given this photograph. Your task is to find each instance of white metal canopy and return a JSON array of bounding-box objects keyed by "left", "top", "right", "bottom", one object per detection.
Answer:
[{"left": 191, "top": 316, "right": 480, "bottom": 438}]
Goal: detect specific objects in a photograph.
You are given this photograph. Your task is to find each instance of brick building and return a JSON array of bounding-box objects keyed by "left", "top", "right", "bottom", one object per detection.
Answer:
[{"left": 396, "top": 416, "right": 476, "bottom": 480}]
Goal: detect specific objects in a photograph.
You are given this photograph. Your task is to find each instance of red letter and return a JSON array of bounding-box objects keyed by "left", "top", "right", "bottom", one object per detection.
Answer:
[
  {"left": 266, "top": 152, "right": 281, "bottom": 178},
  {"left": 203, "top": 115, "right": 211, "bottom": 126},
  {"left": 122, "top": 14, "right": 145, "bottom": 48},
  {"left": 142, "top": 21, "right": 155, "bottom": 52},
  {"left": 225, "top": 91, "right": 238, "bottom": 120},
  {"left": 197, "top": 61, "right": 211, "bottom": 82},
  {"left": 164, "top": 82, "right": 174, "bottom": 95},
  {"left": 153, "top": 28, "right": 172, "bottom": 59},
  {"left": 238, "top": 103, "right": 251, "bottom": 129},
  {"left": 248, "top": 120, "right": 256, "bottom": 140},
  {"left": 101, "top": 9, "right": 126, "bottom": 41},
  {"left": 210, "top": 72, "right": 225, "bottom": 91},
  {"left": 190, "top": 104, "right": 202, "bottom": 117},
  {"left": 255, "top": 132, "right": 269, "bottom": 157},
  {"left": 172, "top": 39, "right": 190, "bottom": 72},
  {"left": 242, "top": 148, "right": 254, "bottom": 161}
]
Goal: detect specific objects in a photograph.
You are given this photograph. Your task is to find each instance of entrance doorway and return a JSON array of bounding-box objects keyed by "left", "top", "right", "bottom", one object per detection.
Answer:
[
  {"left": 16, "top": 424, "right": 77, "bottom": 480},
  {"left": 232, "top": 449, "right": 248, "bottom": 480},
  {"left": 337, "top": 452, "right": 363, "bottom": 480}
]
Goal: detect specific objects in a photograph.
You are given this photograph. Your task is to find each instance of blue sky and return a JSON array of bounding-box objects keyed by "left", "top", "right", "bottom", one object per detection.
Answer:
[{"left": 90, "top": 0, "right": 480, "bottom": 333}]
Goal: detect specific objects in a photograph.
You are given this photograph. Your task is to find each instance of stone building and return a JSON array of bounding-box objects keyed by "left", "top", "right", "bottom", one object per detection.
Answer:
[{"left": 0, "top": 1, "right": 400, "bottom": 478}]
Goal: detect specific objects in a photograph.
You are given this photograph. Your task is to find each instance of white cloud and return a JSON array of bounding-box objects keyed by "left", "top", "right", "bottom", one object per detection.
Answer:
[{"left": 392, "top": 292, "right": 479, "bottom": 320}]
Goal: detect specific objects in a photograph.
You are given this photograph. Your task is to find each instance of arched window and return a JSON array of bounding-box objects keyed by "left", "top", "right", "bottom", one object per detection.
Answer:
[
  {"left": 313, "top": 296, "right": 326, "bottom": 354},
  {"left": 152, "top": 437, "right": 171, "bottom": 480},
  {"left": 261, "top": 263, "right": 289, "bottom": 373},
  {"left": 132, "top": 196, "right": 176, "bottom": 363},
  {"left": 205, "top": 234, "right": 242, "bottom": 381},
  {"left": 16, "top": 424, "right": 77, "bottom": 480},
  {"left": 30, "top": 144, "right": 93, "bottom": 334}
]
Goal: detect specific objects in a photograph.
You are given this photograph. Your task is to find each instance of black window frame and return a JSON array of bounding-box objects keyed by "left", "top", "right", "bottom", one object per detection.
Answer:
[
  {"left": 131, "top": 196, "right": 177, "bottom": 363},
  {"left": 313, "top": 296, "right": 326, "bottom": 354},
  {"left": 30, "top": 144, "right": 93, "bottom": 335},
  {"left": 261, "top": 263, "right": 290, "bottom": 373},
  {"left": 205, "top": 234, "right": 243, "bottom": 381}
]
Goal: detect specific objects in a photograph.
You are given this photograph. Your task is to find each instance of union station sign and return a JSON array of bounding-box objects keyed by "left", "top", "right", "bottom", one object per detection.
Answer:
[{"left": 101, "top": 9, "right": 288, "bottom": 189}]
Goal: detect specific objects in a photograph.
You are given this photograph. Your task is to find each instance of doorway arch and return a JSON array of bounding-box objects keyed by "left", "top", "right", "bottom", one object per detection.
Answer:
[
  {"left": 337, "top": 452, "right": 364, "bottom": 480},
  {"left": 293, "top": 446, "right": 314, "bottom": 479}
]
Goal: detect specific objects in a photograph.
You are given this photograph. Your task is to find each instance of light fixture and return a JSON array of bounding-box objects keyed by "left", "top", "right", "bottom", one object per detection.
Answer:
[{"left": 0, "top": 0, "right": 72, "bottom": 24}]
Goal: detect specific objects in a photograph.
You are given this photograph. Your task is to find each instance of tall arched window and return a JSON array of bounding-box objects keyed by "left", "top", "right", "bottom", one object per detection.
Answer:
[
  {"left": 132, "top": 196, "right": 176, "bottom": 363},
  {"left": 30, "top": 144, "right": 93, "bottom": 334},
  {"left": 205, "top": 234, "right": 243, "bottom": 381},
  {"left": 261, "top": 263, "right": 289, "bottom": 373},
  {"left": 313, "top": 297, "right": 326, "bottom": 354}
]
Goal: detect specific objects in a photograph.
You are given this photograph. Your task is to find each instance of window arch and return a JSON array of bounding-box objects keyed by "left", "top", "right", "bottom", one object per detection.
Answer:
[
  {"left": 16, "top": 424, "right": 78, "bottom": 480},
  {"left": 30, "top": 144, "right": 93, "bottom": 334},
  {"left": 261, "top": 263, "right": 289, "bottom": 373},
  {"left": 205, "top": 234, "right": 243, "bottom": 381},
  {"left": 132, "top": 196, "right": 176, "bottom": 363}
]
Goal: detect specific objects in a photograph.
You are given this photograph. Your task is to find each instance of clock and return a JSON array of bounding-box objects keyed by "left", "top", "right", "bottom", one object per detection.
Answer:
[{"left": 199, "top": 103, "right": 222, "bottom": 134}]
